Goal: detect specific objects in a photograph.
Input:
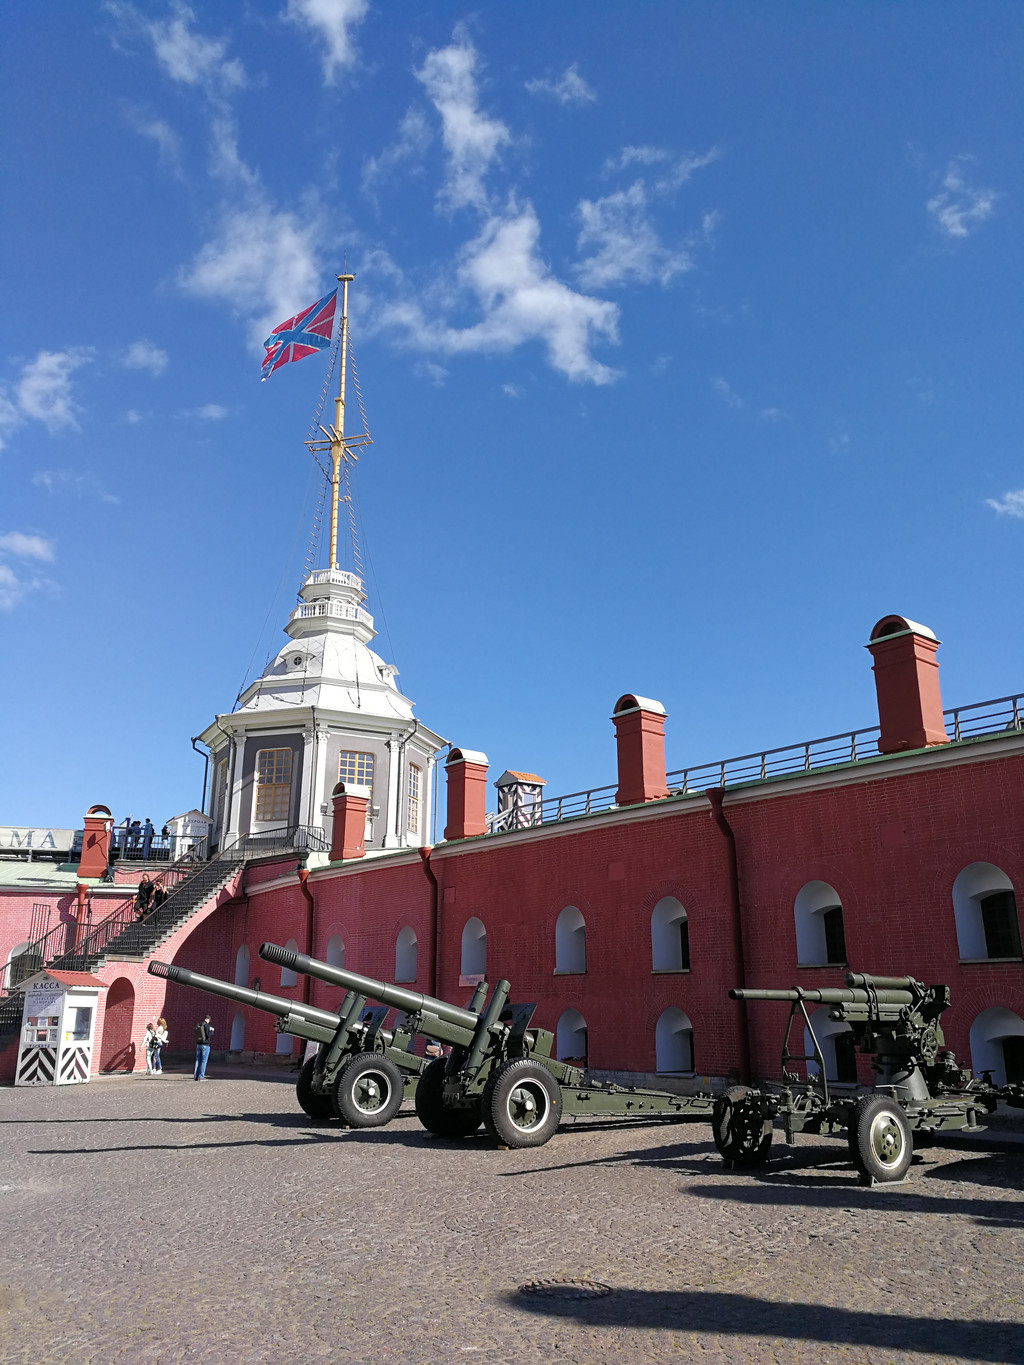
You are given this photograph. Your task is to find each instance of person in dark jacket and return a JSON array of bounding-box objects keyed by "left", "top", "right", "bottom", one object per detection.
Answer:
[
  {"left": 134, "top": 875, "right": 154, "bottom": 919},
  {"left": 194, "top": 1015, "right": 214, "bottom": 1080}
]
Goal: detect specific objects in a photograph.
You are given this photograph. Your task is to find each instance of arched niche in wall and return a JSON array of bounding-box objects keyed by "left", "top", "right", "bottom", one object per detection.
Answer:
[
  {"left": 556, "top": 1008, "right": 588, "bottom": 1063},
  {"left": 280, "top": 938, "right": 299, "bottom": 988},
  {"left": 461, "top": 917, "right": 486, "bottom": 979},
  {"left": 655, "top": 1007, "right": 693, "bottom": 1074},
  {"left": 4, "top": 941, "right": 33, "bottom": 990},
  {"left": 276, "top": 1030, "right": 293, "bottom": 1054},
  {"left": 229, "top": 1011, "right": 246, "bottom": 1052},
  {"left": 554, "top": 906, "right": 586, "bottom": 974},
  {"left": 234, "top": 944, "right": 250, "bottom": 987},
  {"left": 969, "top": 1007, "right": 1024, "bottom": 1086},
  {"left": 325, "top": 935, "right": 345, "bottom": 968},
  {"left": 952, "top": 863, "right": 1022, "bottom": 961},
  {"left": 99, "top": 977, "right": 135, "bottom": 1072},
  {"left": 804, "top": 1005, "right": 857, "bottom": 1083},
  {"left": 651, "top": 897, "right": 689, "bottom": 972},
  {"left": 395, "top": 926, "right": 418, "bottom": 983},
  {"left": 794, "top": 882, "right": 847, "bottom": 966}
]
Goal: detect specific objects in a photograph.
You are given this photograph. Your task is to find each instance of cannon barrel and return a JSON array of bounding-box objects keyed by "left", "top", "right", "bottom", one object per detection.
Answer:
[
  {"left": 259, "top": 942, "right": 482, "bottom": 1033},
  {"left": 148, "top": 960, "right": 343, "bottom": 1031},
  {"left": 728, "top": 985, "right": 916, "bottom": 1007},
  {"left": 844, "top": 972, "right": 918, "bottom": 992}
]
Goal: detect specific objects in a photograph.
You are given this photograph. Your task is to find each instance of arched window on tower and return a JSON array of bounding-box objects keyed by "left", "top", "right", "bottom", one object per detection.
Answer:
[
  {"left": 461, "top": 917, "right": 486, "bottom": 980},
  {"left": 279, "top": 938, "right": 299, "bottom": 988},
  {"left": 794, "top": 882, "right": 847, "bottom": 966},
  {"left": 952, "top": 864, "right": 1022, "bottom": 961},
  {"left": 651, "top": 898, "right": 689, "bottom": 972},
  {"left": 556, "top": 1009, "right": 588, "bottom": 1064},
  {"left": 229, "top": 1012, "right": 246, "bottom": 1052},
  {"left": 396, "top": 926, "right": 418, "bottom": 982},
  {"left": 655, "top": 1008, "right": 694, "bottom": 1074},
  {"left": 234, "top": 944, "right": 250, "bottom": 987},
  {"left": 325, "top": 935, "right": 345, "bottom": 968},
  {"left": 969, "top": 1007, "right": 1024, "bottom": 1085},
  {"left": 554, "top": 906, "right": 586, "bottom": 974},
  {"left": 4, "top": 942, "right": 34, "bottom": 990},
  {"left": 804, "top": 1006, "right": 857, "bottom": 1083}
]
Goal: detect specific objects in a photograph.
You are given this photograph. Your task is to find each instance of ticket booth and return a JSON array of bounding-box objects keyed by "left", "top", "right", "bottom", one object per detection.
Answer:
[{"left": 15, "top": 970, "right": 106, "bottom": 1086}]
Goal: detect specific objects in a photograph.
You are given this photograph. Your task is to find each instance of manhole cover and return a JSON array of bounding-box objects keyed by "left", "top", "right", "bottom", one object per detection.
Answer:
[{"left": 518, "top": 1278, "right": 612, "bottom": 1301}]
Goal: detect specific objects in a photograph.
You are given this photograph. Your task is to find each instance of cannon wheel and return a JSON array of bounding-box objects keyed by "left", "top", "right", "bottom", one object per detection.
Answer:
[
  {"left": 483, "top": 1059, "right": 563, "bottom": 1148},
  {"left": 296, "top": 1056, "right": 335, "bottom": 1122},
  {"left": 332, "top": 1052, "right": 404, "bottom": 1128},
  {"left": 850, "top": 1095, "right": 913, "bottom": 1184},
  {"left": 414, "top": 1058, "right": 482, "bottom": 1137},
  {"left": 712, "top": 1086, "right": 773, "bottom": 1166}
]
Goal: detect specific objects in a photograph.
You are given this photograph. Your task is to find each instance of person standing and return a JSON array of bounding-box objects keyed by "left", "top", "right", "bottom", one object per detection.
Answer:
[
  {"left": 129, "top": 819, "right": 142, "bottom": 853},
  {"left": 143, "top": 1021, "right": 159, "bottom": 1075},
  {"left": 153, "top": 1017, "right": 168, "bottom": 1074},
  {"left": 141, "top": 818, "right": 154, "bottom": 859},
  {"left": 194, "top": 1015, "right": 213, "bottom": 1080}
]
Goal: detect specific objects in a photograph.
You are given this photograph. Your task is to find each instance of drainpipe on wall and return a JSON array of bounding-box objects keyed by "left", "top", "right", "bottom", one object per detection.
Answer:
[
  {"left": 418, "top": 846, "right": 439, "bottom": 996},
  {"left": 707, "top": 787, "right": 751, "bottom": 1084},
  {"left": 191, "top": 736, "right": 211, "bottom": 813},
  {"left": 296, "top": 865, "right": 315, "bottom": 1008}
]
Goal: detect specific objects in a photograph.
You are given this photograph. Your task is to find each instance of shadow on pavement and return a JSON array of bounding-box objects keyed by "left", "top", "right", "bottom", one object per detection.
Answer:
[{"left": 506, "top": 1286, "right": 1022, "bottom": 1363}]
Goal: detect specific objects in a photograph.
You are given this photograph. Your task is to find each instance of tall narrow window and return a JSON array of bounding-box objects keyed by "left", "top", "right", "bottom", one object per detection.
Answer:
[
  {"left": 339, "top": 750, "right": 374, "bottom": 795},
  {"left": 822, "top": 905, "right": 847, "bottom": 966},
  {"left": 407, "top": 763, "right": 421, "bottom": 836},
  {"left": 980, "top": 891, "right": 1022, "bottom": 959},
  {"left": 254, "top": 748, "right": 292, "bottom": 823}
]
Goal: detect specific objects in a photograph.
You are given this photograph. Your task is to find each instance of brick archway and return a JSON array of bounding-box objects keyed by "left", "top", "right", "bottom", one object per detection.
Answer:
[{"left": 99, "top": 977, "right": 136, "bottom": 1072}]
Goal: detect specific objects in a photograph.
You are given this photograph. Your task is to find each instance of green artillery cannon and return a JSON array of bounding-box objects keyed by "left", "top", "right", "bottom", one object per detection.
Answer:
[
  {"left": 259, "top": 941, "right": 716, "bottom": 1148},
  {"left": 148, "top": 959, "right": 430, "bottom": 1126},
  {"left": 713, "top": 971, "right": 1006, "bottom": 1184}
]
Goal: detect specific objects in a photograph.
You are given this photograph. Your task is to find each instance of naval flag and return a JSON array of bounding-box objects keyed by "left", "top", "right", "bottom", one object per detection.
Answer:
[{"left": 261, "top": 290, "right": 338, "bottom": 380}]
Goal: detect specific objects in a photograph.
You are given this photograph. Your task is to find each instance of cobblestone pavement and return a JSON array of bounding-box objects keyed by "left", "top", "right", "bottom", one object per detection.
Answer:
[{"left": 1, "top": 1067, "right": 1022, "bottom": 1365}]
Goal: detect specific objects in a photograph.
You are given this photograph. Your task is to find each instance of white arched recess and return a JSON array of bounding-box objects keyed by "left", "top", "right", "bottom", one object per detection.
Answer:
[
  {"left": 804, "top": 1006, "right": 857, "bottom": 1084},
  {"left": 276, "top": 1030, "right": 293, "bottom": 1054},
  {"left": 325, "top": 935, "right": 345, "bottom": 968},
  {"left": 234, "top": 944, "right": 250, "bottom": 987},
  {"left": 651, "top": 898, "right": 689, "bottom": 971},
  {"left": 396, "top": 926, "right": 418, "bottom": 983},
  {"left": 655, "top": 1007, "right": 694, "bottom": 1074},
  {"left": 229, "top": 1012, "right": 245, "bottom": 1051},
  {"left": 969, "top": 1008, "right": 1024, "bottom": 1086},
  {"left": 952, "top": 863, "right": 1021, "bottom": 960},
  {"left": 556, "top": 1008, "right": 588, "bottom": 1063},
  {"left": 794, "top": 882, "right": 846, "bottom": 966},
  {"left": 4, "top": 942, "right": 32, "bottom": 990},
  {"left": 280, "top": 938, "right": 299, "bottom": 988},
  {"left": 461, "top": 917, "right": 486, "bottom": 978},
  {"left": 555, "top": 906, "right": 586, "bottom": 973}
]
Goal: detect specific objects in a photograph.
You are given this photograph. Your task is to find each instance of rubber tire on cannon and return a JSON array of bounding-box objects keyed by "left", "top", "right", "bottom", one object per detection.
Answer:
[
  {"left": 482, "top": 1059, "right": 563, "bottom": 1148},
  {"left": 331, "top": 1052, "right": 404, "bottom": 1128},
  {"left": 849, "top": 1094, "right": 913, "bottom": 1184},
  {"left": 711, "top": 1086, "right": 773, "bottom": 1167},
  {"left": 296, "top": 1056, "right": 337, "bottom": 1122},
  {"left": 414, "top": 1058, "right": 483, "bottom": 1137}
]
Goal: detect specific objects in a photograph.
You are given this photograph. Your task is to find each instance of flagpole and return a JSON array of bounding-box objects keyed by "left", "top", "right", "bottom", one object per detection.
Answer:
[{"left": 328, "top": 273, "right": 354, "bottom": 572}]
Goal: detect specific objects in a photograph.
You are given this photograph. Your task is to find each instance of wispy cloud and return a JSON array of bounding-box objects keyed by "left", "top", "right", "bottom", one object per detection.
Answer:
[
  {"left": 927, "top": 156, "right": 997, "bottom": 239},
  {"left": 986, "top": 489, "right": 1024, "bottom": 519},
  {"left": 711, "top": 377, "right": 786, "bottom": 423},
  {"left": 0, "top": 531, "right": 57, "bottom": 611},
  {"left": 362, "top": 108, "right": 433, "bottom": 198},
  {"left": 577, "top": 182, "right": 694, "bottom": 288},
  {"left": 33, "top": 469, "right": 120, "bottom": 504},
  {"left": 413, "top": 361, "right": 448, "bottom": 387},
  {"left": 108, "top": 0, "right": 245, "bottom": 93},
  {"left": 525, "top": 63, "right": 595, "bottom": 106},
  {"left": 415, "top": 28, "right": 511, "bottom": 212},
  {"left": 712, "top": 376, "right": 744, "bottom": 409},
  {"left": 604, "top": 145, "right": 719, "bottom": 193},
  {"left": 0, "top": 349, "right": 95, "bottom": 447},
  {"left": 193, "top": 403, "right": 228, "bottom": 420},
  {"left": 284, "top": 0, "right": 369, "bottom": 85},
  {"left": 123, "top": 106, "right": 184, "bottom": 177},
  {"left": 124, "top": 340, "right": 169, "bottom": 375}
]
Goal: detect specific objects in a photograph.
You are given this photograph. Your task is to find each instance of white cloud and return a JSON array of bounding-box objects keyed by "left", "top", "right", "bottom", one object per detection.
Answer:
[
  {"left": 927, "top": 157, "right": 997, "bottom": 239},
  {"left": 986, "top": 489, "right": 1024, "bottom": 519},
  {"left": 194, "top": 403, "right": 228, "bottom": 420},
  {"left": 379, "top": 204, "right": 619, "bottom": 385},
  {"left": 120, "top": 0, "right": 245, "bottom": 92},
  {"left": 712, "top": 376, "right": 743, "bottom": 409},
  {"left": 577, "top": 182, "right": 694, "bottom": 289},
  {"left": 284, "top": 0, "right": 369, "bottom": 85},
  {"left": 502, "top": 383, "right": 522, "bottom": 398},
  {"left": 525, "top": 63, "right": 595, "bottom": 106},
  {"left": 124, "top": 340, "right": 169, "bottom": 375},
  {"left": 1, "top": 349, "right": 94, "bottom": 440},
  {"left": 125, "top": 409, "right": 144, "bottom": 424},
  {"left": 124, "top": 108, "right": 184, "bottom": 176},
  {"left": 0, "top": 532, "right": 54, "bottom": 561},
  {"left": 605, "top": 145, "right": 719, "bottom": 193},
  {"left": 362, "top": 109, "right": 433, "bottom": 198},
  {"left": 413, "top": 362, "right": 448, "bottom": 387},
  {"left": 32, "top": 469, "right": 119, "bottom": 504},
  {"left": 179, "top": 200, "right": 323, "bottom": 353},
  {"left": 415, "top": 29, "right": 511, "bottom": 212}
]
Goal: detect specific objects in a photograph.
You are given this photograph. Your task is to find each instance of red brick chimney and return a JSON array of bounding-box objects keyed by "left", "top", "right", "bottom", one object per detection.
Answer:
[
  {"left": 329, "top": 782, "right": 370, "bottom": 861},
  {"left": 444, "top": 749, "right": 489, "bottom": 840},
  {"left": 866, "top": 615, "right": 950, "bottom": 754},
  {"left": 612, "top": 695, "right": 669, "bottom": 805},
  {"left": 77, "top": 804, "right": 113, "bottom": 879}
]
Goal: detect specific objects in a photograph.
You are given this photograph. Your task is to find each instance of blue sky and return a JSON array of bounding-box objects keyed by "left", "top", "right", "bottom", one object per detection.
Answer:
[{"left": 2, "top": 2, "right": 1022, "bottom": 832}]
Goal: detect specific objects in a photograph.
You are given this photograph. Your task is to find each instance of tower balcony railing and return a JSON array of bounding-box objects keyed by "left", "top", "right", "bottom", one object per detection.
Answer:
[
  {"left": 290, "top": 600, "right": 373, "bottom": 625},
  {"left": 306, "top": 568, "right": 363, "bottom": 589},
  {"left": 483, "top": 691, "right": 1024, "bottom": 837}
]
